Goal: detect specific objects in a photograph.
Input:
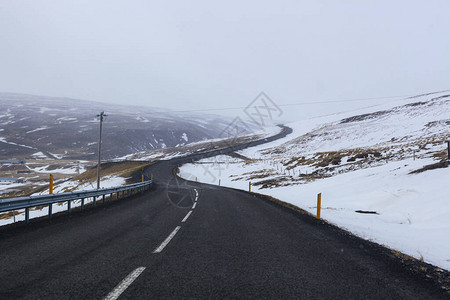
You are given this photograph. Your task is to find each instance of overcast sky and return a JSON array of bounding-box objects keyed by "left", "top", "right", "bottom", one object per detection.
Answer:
[{"left": 0, "top": 0, "right": 449, "bottom": 121}]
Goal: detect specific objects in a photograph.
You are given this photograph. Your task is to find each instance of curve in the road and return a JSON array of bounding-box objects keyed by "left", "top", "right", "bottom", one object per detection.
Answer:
[{"left": 0, "top": 125, "right": 448, "bottom": 299}]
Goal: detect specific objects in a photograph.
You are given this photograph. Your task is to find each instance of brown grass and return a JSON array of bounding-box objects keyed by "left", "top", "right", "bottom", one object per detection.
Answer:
[
  {"left": 409, "top": 160, "right": 448, "bottom": 174},
  {"left": 73, "top": 161, "right": 154, "bottom": 185}
]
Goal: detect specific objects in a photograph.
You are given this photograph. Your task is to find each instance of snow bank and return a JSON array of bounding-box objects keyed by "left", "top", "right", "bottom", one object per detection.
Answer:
[{"left": 180, "top": 92, "right": 450, "bottom": 270}]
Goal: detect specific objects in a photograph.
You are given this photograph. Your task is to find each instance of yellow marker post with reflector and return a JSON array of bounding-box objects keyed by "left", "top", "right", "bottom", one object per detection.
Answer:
[
  {"left": 317, "top": 193, "right": 322, "bottom": 219},
  {"left": 49, "top": 174, "right": 54, "bottom": 194}
]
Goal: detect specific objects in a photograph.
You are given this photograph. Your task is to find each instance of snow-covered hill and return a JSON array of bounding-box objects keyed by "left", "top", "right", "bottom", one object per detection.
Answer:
[
  {"left": 180, "top": 91, "right": 450, "bottom": 270},
  {"left": 0, "top": 93, "right": 253, "bottom": 160}
]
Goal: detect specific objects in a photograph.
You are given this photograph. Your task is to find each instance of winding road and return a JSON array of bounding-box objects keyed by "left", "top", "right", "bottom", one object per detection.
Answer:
[{"left": 0, "top": 126, "right": 448, "bottom": 299}]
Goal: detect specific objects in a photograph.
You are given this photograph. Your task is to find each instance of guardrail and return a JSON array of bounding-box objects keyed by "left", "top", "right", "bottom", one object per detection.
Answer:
[{"left": 0, "top": 181, "right": 152, "bottom": 223}]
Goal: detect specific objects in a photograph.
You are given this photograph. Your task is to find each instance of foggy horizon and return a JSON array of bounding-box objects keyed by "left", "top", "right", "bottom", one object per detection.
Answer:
[{"left": 1, "top": 1, "right": 449, "bottom": 121}]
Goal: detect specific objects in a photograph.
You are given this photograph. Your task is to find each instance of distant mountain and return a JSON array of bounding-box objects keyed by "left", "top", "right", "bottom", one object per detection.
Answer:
[{"left": 0, "top": 93, "right": 251, "bottom": 160}]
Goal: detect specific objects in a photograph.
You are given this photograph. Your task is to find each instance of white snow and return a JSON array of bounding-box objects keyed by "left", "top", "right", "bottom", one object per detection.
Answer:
[
  {"left": 27, "top": 165, "right": 82, "bottom": 175},
  {"left": 31, "top": 152, "right": 48, "bottom": 159},
  {"left": 56, "top": 116, "right": 77, "bottom": 122},
  {"left": 26, "top": 126, "right": 49, "bottom": 134},
  {"left": 0, "top": 137, "right": 37, "bottom": 149},
  {"left": 180, "top": 92, "right": 450, "bottom": 271},
  {"left": 49, "top": 152, "right": 66, "bottom": 160},
  {"left": 181, "top": 156, "right": 450, "bottom": 270},
  {"left": 181, "top": 133, "right": 188, "bottom": 142},
  {"left": 39, "top": 107, "right": 57, "bottom": 113},
  {"left": 0, "top": 181, "right": 27, "bottom": 194},
  {"left": 135, "top": 116, "right": 150, "bottom": 123}
]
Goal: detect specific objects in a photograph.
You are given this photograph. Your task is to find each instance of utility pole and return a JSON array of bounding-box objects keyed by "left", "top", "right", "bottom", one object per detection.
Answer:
[{"left": 96, "top": 112, "right": 107, "bottom": 189}]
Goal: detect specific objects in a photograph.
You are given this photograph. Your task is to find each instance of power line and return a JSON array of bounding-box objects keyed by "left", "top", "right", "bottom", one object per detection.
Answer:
[{"left": 168, "top": 93, "right": 416, "bottom": 113}]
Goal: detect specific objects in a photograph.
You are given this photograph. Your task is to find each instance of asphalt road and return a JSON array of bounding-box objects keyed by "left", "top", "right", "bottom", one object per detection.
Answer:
[{"left": 0, "top": 126, "right": 448, "bottom": 299}]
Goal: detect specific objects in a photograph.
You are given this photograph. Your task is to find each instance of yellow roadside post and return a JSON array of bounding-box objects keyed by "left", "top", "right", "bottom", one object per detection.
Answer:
[
  {"left": 49, "top": 174, "right": 54, "bottom": 194},
  {"left": 151, "top": 174, "right": 153, "bottom": 180},
  {"left": 219, "top": 179, "right": 221, "bottom": 186},
  {"left": 316, "top": 193, "right": 322, "bottom": 219},
  {"left": 141, "top": 168, "right": 144, "bottom": 182},
  {"left": 249, "top": 182, "right": 251, "bottom": 192}
]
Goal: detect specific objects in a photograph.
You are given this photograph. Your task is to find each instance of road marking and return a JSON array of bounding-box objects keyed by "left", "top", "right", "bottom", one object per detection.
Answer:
[
  {"left": 103, "top": 267, "right": 146, "bottom": 300},
  {"left": 182, "top": 210, "right": 193, "bottom": 223},
  {"left": 193, "top": 188, "right": 199, "bottom": 202},
  {"left": 153, "top": 226, "right": 181, "bottom": 253},
  {"left": 192, "top": 202, "right": 197, "bottom": 209}
]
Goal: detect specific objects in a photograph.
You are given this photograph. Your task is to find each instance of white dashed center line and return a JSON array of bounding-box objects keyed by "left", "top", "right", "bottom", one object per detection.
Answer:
[
  {"left": 103, "top": 267, "right": 146, "bottom": 300},
  {"left": 193, "top": 188, "right": 199, "bottom": 202},
  {"left": 153, "top": 226, "right": 181, "bottom": 253},
  {"left": 107, "top": 189, "right": 200, "bottom": 298},
  {"left": 153, "top": 189, "right": 199, "bottom": 254},
  {"left": 182, "top": 210, "right": 193, "bottom": 223}
]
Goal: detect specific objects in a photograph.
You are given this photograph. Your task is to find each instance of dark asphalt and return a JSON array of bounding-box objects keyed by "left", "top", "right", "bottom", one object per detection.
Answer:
[{"left": 0, "top": 126, "right": 448, "bottom": 299}]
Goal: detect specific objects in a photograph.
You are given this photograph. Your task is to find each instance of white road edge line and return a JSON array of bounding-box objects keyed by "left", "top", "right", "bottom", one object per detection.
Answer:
[
  {"left": 192, "top": 202, "right": 197, "bottom": 209},
  {"left": 182, "top": 210, "right": 193, "bottom": 223},
  {"left": 153, "top": 226, "right": 181, "bottom": 253},
  {"left": 103, "top": 267, "right": 146, "bottom": 300}
]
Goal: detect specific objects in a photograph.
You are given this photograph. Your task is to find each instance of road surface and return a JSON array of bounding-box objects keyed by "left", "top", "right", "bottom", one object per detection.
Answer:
[{"left": 0, "top": 126, "right": 448, "bottom": 299}]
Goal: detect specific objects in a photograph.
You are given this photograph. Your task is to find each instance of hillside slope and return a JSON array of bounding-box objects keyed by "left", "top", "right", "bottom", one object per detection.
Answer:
[
  {"left": 180, "top": 91, "right": 450, "bottom": 270},
  {"left": 0, "top": 93, "right": 249, "bottom": 160}
]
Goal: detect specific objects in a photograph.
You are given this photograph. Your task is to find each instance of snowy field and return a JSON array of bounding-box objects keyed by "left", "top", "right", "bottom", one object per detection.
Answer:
[
  {"left": 181, "top": 156, "right": 449, "bottom": 270},
  {"left": 180, "top": 92, "right": 450, "bottom": 271}
]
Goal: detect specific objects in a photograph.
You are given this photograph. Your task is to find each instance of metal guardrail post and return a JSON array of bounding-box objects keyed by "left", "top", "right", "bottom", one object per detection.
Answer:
[
  {"left": 25, "top": 208, "right": 29, "bottom": 223},
  {"left": 81, "top": 198, "right": 84, "bottom": 210},
  {"left": 93, "top": 196, "right": 96, "bottom": 206},
  {"left": 68, "top": 200, "right": 71, "bottom": 214},
  {"left": 102, "top": 195, "right": 105, "bottom": 204},
  {"left": 48, "top": 203, "right": 52, "bottom": 218}
]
